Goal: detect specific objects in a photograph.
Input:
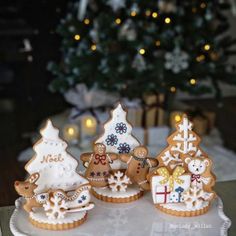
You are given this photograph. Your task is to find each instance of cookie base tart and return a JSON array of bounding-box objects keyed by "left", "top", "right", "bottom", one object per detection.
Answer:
[
  {"left": 29, "top": 209, "right": 87, "bottom": 230},
  {"left": 92, "top": 186, "right": 143, "bottom": 203},
  {"left": 156, "top": 201, "right": 210, "bottom": 217}
]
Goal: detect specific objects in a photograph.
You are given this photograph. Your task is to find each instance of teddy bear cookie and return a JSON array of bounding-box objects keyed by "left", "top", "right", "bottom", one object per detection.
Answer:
[
  {"left": 82, "top": 103, "right": 155, "bottom": 203},
  {"left": 147, "top": 115, "right": 216, "bottom": 216},
  {"left": 14, "top": 120, "right": 94, "bottom": 230}
]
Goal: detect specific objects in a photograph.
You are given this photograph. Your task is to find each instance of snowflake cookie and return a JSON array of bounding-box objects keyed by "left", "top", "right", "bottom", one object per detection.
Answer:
[
  {"left": 108, "top": 171, "right": 131, "bottom": 192},
  {"left": 43, "top": 195, "right": 68, "bottom": 220}
]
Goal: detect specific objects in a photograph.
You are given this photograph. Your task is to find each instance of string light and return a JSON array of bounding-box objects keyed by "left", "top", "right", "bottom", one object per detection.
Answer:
[
  {"left": 145, "top": 9, "right": 151, "bottom": 16},
  {"left": 204, "top": 44, "right": 210, "bottom": 51},
  {"left": 196, "top": 54, "right": 205, "bottom": 62},
  {"left": 152, "top": 12, "right": 158, "bottom": 18},
  {"left": 85, "top": 118, "right": 94, "bottom": 128},
  {"left": 91, "top": 44, "right": 96, "bottom": 51},
  {"left": 67, "top": 127, "right": 75, "bottom": 135},
  {"left": 74, "top": 34, "right": 81, "bottom": 41},
  {"left": 175, "top": 114, "right": 181, "bottom": 122},
  {"left": 165, "top": 17, "right": 171, "bottom": 24},
  {"left": 131, "top": 11, "right": 137, "bottom": 17},
  {"left": 115, "top": 18, "right": 121, "bottom": 24},
  {"left": 155, "top": 40, "right": 161, "bottom": 47},
  {"left": 139, "top": 48, "right": 145, "bottom": 55},
  {"left": 84, "top": 18, "right": 90, "bottom": 25},
  {"left": 170, "top": 86, "right": 176, "bottom": 93},
  {"left": 190, "top": 78, "right": 197, "bottom": 85},
  {"left": 200, "top": 2, "right": 207, "bottom": 8}
]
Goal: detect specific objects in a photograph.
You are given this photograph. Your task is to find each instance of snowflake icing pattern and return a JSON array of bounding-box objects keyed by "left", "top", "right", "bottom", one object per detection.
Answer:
[
  {"left": 105, "top": 134, "right": 118, "bottom": 146},
  {"left": 117, "top": 143, "right": 131, "bottom": 154},
  {"left": 115, "top": 122, "right": 127, "bottom": 134}
]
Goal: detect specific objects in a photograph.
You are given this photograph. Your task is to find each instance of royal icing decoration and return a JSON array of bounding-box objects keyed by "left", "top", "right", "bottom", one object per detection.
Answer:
[
  {"left": 95, "top": 103, "right": 139, "bottom": 169},
  {"left": 25, "top": 120, "right": 88, "bottom": 193},
  {"left": 157, "top": 166, "right": 185, "bottom": 192},
  {"left": 148, "top": 115, "right": 216, "bottom": 216},
  {"left": 151, "top": 166, "right": 191, "bottom": 204},
  {"left": 14, "top": 119, "right": 94, "bottom": 229},
  {"left": 43, "top": 195, "right": 68, "bottom": 220},
  {"left": 81, "top": 143, "right": 118, "bottom": 187},
  {"left": 108, "top": 171, "right": 131, "bottom": 192},
  {"left": 183, "top": 186, "right": 213, "bottom": 210}
]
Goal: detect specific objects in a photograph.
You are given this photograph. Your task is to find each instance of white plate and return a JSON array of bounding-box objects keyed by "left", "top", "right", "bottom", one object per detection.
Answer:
[{"left": 10, "top": 194, "right": 231, "bottom": 236}]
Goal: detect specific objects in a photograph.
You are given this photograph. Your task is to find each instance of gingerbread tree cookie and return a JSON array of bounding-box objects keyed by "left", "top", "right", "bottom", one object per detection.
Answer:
[
  {"left": 120, "top": 146, "right": 158, "bottom": 190},
  {"left": 80, "top": 143, "right": 118, "bottom": 187},
  {"left": 14, "top": 119, "right": 94, "bottom": 230},
  {"left": 86, "top": 103, "right": 145, "bottom": 203},
  {"left": 148, "top": 115, "right": 216, "bottom": 217},
  {"left": 95, "top": 103, "right": 140, "bottom": 169}
]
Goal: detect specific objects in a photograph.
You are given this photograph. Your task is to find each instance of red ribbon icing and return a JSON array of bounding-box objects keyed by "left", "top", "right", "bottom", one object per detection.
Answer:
[
  {"left": 191, "top": 174, "right": 201, "bottom": 183},
  {"left": 94, "top": 154, "right": 107, "bottom": 165}
]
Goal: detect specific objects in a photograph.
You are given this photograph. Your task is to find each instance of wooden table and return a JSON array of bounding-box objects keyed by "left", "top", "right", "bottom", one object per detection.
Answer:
[{"left": 0, "top": 181, "right": 235, "bottom": 236}]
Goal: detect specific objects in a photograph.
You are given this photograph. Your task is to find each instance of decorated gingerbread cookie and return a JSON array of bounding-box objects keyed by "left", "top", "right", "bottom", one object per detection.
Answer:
[
  {"left": 80, "top": 143, "right": 118, "bottom": 187},
  {"left": 120, "top": 146, "right": 158, "bottom": 190},
  {"left": 84, "top": 103, "right": 149, "bottom": 203},
  {"left": 14, "top": 120, "right": 94, "bottom": 230},
  {"left": 148, "top": 115, "right": 216, "bottom": 216},
  {"left": 95, "top": 103, "right": 140, "bottom": 169}
]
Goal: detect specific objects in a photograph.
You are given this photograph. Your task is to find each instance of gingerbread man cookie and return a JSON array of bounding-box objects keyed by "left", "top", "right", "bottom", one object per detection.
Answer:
[
  {"left": 120, "top": 146, "right": 158, "bottom": 190},
  {"left": 80, "top": 143, "right": 118, "bottom": 187}
]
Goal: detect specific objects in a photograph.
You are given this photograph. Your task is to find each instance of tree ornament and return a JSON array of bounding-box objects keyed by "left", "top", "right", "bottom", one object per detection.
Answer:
[
  {"left": 130, "top": 3, "right": 139, "bottom": 15},
  {"left": 118, "top": 19, "right": 137, "bottom": 41},
  {"left": 132, "top": 53, "right": 147, "bottom": 72},
  {"left": 89, "top": 21, "right": 99, "bottom": 43},
  {"left": 205, "top": 10, "right": 213, "bottom": 21},
  {"left": 165, "top": 47, "right": 189, "bottom": 74},
  {"left": 158, "top": 0, "right": 176, "bottom": 13},
  {"left": 98, "top": 58, "right": 109, "bottom": 74},
  {"left": 77, "top": 0, "right": 89, "bottom": 20},
  {"left": 106, "top": 0, "right": 126, "bottom": 12}
]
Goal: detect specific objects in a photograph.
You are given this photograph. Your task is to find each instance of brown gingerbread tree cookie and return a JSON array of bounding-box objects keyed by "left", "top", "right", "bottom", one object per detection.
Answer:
[
  {"left": 80, "top": 143, "right": 118, "bottom": 187},
  {"left": 120, "top": 146, "right": 158, "bottom": 190},
  {"left": 148, "top": 115, "right": 216, "bottom": 217}
]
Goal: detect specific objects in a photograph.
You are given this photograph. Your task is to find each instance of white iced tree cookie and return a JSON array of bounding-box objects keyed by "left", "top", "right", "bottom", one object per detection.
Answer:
[
  {"left": 95, "top": 103, "right": 140, "bottom": 169},
  {"left": 25, "top": 119, "right": 89, "bottom": 193}
]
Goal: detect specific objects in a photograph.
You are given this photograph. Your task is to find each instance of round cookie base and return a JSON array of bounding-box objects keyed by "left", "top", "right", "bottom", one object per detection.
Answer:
[
  {"left": 29, "top": 212, "right": 87, "bottom": 230},
  {"left": 156, "top": 203, "right": 210, "bottom": 217},
  {"left": 92, "top": 187, "right": 143, "bottom": 203}
]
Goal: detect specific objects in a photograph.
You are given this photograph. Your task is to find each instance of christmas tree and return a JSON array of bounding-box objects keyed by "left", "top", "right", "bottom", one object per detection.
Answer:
[
  {"left": 48, "top": 0, "right": 236, "bottom": 100},
  {"left": 25, "top": 119, "right": 88, "bottom": 193}
]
